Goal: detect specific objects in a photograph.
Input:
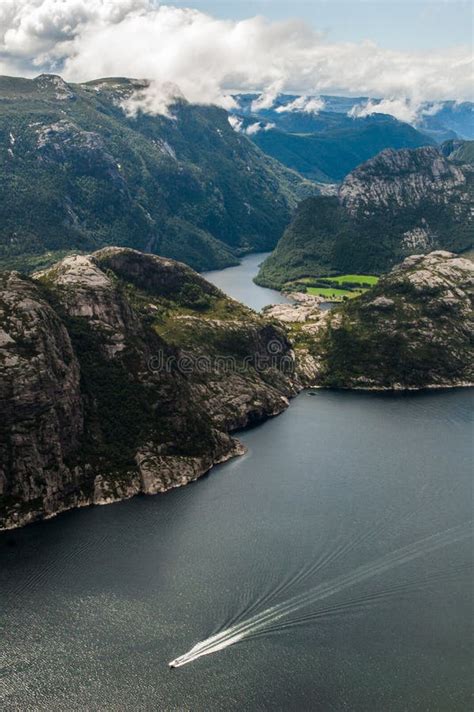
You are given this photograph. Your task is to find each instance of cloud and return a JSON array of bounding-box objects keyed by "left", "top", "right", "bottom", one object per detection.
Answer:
[
  {"left": 349, "top": 98, "right": 419, "bottom": 124},
  {"left": 0, "top": 0, "right": 152, "bottom": 70},
  {"left": 250, "top": 80, "right": 284, "bottom": 112},
  {"left": 228, "top": 116, "right": 275, "bottom": 135},
  {"left": 348, "top": 97, "right": 445, "bottom": 124},
  {"left": 244, "top": 121, "right": 275, "bottom": 135},
  {"left": 275, "top": 96, "right": 326, "bottom": 115},
  {"left": 0, "top": 1, "right": 472, "bottom": 119},
  {"left": 228, "top": 115, "right": 243, "bottom": 132},
  {"left": 120, "top": 79, "right": 184, "bottom": 118}
]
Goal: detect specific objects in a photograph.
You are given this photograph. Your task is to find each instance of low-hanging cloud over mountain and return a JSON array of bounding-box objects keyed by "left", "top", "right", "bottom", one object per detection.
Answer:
[
  {"left": 275, "top": 96, "right": 326, "bottom": 115},
  {"left": 348, "top": 98, "right": 442, "bottom": 124},
  {"left": 0, "top": 0, "right": 472, "bottom": 119}
]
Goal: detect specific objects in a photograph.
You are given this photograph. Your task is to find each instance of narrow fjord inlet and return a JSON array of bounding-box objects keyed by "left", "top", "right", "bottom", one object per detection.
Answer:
[{"left": 1, "top": 258, "right": 472, "bottom": 710}]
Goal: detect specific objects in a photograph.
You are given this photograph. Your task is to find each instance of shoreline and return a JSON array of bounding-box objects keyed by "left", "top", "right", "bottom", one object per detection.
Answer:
[
  {"left": 308, "top": 382, "right": 474, "bottom": 393},
  {"left": 3, "top": 380, "right": 471, "bottom": 533}
]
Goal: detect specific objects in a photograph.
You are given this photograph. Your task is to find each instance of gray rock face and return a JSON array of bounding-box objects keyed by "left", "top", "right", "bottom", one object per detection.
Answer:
[
  {"left": 0, "top": 272, "right": 85, "bottom": 526},
  {"left": 338, "top": 146, "right": 473, "bottom": 262},
  {"left": 35, "top": 74, "right": 76, "bottom": 101},
  {"left": 36, "top": 120, "right": 127, "bottom": 191},
  {"left": 0, "top": 249, "right": 301, "bottom": 530},
  {"left": 263, "top": 292, "right": 324, "bottom": 323},
  {"left": 339, "top": 147, "right": 470, "bottom": 216}
]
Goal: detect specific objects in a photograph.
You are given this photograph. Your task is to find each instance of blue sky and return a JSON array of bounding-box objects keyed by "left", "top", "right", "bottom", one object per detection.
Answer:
[{"left": 167, "top": 0, "right": 473, "bottom": 50}]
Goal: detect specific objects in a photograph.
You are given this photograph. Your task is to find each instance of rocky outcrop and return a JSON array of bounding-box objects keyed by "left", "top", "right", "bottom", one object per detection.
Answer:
[
  {"left": 3, "top": 248, "right": 471, "bottom": 529},
  {"left": 257, "top": 146, "right": 474, "bottom": 287},
  {"left": 339, "top": 147, "right": 470, "bottom": 216},
  {"left": 441, "top": 139, "right": 474, "bottom": 166},
  {"left": 263, "top": 292, "right": 324, "bottom": 323},
  {"left": 0, "top": 248, "right": 300, "bottom": 530},
  {"left": 316, "top": 252, "right": 474, "bottom": 389}
]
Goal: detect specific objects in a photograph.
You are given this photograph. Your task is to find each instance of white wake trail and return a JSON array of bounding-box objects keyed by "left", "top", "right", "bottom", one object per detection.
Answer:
[{"left": 169, "top": 522, "right": 472, "bottom": 667}]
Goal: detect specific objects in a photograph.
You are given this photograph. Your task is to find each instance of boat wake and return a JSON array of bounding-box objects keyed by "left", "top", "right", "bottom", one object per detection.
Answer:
[{"left": 169, "top": 522, "right": 472, "bottom": 668}]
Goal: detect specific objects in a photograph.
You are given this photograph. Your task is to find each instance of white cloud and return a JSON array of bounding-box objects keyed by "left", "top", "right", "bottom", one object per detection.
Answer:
[
  {"left": 228, "top": 116, "right": 275, "bottom": 135},
  {"left": 275, "top": 95, "right": 326, "bottom": 115},
  {"left": 228, "top": 114, "right": 243, "bottom": 132},
  {"left": 244, "top": 122, "right": 263, "bottom": 136},
  {"left": 348, "top": 97, "right": 446, "bottom": 124},
  {"left": 250, "top": 80, "right": 284, "bottom": 112},
  {"left": 349, "top": 98, "right": 419, "bottom": 124},
  {"left": 0, "top": 2, "right": 472, "bottom": 119},
  {"left": 244, "top": 121, "right": 275, "bottom": 135},
  {"left": 0, "top": 0, "right": 152, "bottom": 66},
  {"left": 120, "top": 79, "right": 183, "bottom": 118}
]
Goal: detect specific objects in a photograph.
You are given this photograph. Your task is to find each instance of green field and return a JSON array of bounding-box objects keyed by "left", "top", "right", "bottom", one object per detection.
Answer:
[
  {"left": 306, "top": 286, "right": 361, "bottom": 301},
  {"left": 295, "top": 274, "right": 378, "bottom": 286},
  {"left": 288, "top": 274, "right": 379, "bottom": 302},
  {"left": 324, "top": 274, "right": 379, "bottom": 286}
]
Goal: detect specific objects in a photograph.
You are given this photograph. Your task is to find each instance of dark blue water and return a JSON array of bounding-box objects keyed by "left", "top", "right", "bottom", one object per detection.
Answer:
[{"left": 0, "top": 261, "right": 472, "bottom": 711}]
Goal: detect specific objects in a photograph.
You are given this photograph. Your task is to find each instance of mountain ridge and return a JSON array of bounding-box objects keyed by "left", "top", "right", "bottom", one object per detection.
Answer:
[
  {"left": 0, "top": 74, "right": 316, "bottom": 274},
  {"left": 256, "top": 144, "right": 474, "bottom": 287},
  {"left": 2, "top": 247, "right": 472, "bottom": 529}
]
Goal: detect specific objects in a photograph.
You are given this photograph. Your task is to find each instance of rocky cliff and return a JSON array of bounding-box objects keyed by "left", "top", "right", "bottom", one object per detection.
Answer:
[
  {"left": 0, "top": 248, "right": 300, "bottom": 530},
  {"left": 257, "top": 146, "right": 473, "bottom": 287},
  {"left": 339, "top": 147, "right": 470, "bottom": 218},
  {"left": 265, "top": 251, "right": 473, "bottom": 390}
]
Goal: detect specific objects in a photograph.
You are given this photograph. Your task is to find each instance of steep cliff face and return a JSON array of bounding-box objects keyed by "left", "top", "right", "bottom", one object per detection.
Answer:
[
  {"left": 339, "top": 147, "right": 469, "bottom": 217},
  {"left": 269, "top": 252, "right": 473, "bottom": 390},
  {"left": 0, "top": 74, "right": 316, "bottom": 274},
  {"left": 0, "top": 272, "right": 85, "bottom": 522},
  {"left": 257, "top": 146, "right": 474, "bottom": 287},
  {"left": 0, "top": 248, "right": 299, "bottom": 530}
]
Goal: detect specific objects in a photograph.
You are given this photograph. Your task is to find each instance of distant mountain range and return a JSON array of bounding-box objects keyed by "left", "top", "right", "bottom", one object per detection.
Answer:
[
  {"left": 316, "top": 96, "right": 474, "bottom": 142},
  {"left": 256, "top": 143, "right": 474, "bottom": 287},
  {"left": 232, "top": 94, "right": 474, "bottom": 182},
  {"left": 0, "top": 75, "right": 316, "bottom": 273}
]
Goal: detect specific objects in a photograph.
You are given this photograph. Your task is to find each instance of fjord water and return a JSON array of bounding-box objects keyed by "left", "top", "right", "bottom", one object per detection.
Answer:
[
  {"left": 1, "top": 259, "right": 473, "bottom": 711},
  {"left": 204, "top": 252, "right": 291, "bottom": 310}
]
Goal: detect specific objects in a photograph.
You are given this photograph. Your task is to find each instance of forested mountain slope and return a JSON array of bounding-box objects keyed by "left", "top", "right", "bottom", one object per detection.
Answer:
[{"left": 0, "top": 75, "right": 315, "bottom": 273}]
